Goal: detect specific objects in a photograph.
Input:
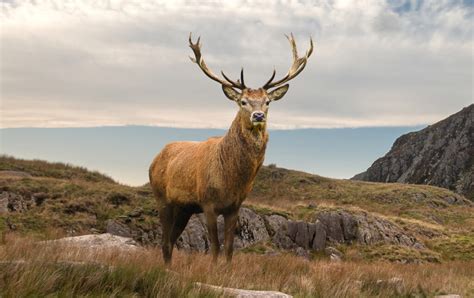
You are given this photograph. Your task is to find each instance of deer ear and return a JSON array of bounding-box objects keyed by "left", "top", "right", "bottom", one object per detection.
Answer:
[
  {"left": 222, "top": 86, "right": 241, "bottom": 102},
  {"left": 267, "top": 84, "right": 289, "bottom": 101}
]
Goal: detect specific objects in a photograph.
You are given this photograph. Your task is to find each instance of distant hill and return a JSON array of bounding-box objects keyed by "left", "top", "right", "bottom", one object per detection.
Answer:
[
  {"left": 353, "top": 104, "right": 474, "bottom": 200},
  {"left": 1, "top": 156, "right": 473, "bottom": 263}
]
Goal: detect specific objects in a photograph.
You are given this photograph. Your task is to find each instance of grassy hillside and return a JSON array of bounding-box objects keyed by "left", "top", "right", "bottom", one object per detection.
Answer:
[
  {"left": 1, "top": 155, "right": 473, "bottom": 296},
  {"left": 1, "top": 156, "right": 473, "bottom": 260}
]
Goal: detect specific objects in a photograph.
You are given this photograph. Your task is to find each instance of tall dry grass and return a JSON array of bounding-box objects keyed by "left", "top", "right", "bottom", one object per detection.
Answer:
[{"left": 0, "top": 234, "right": 473, "bottom": 297}]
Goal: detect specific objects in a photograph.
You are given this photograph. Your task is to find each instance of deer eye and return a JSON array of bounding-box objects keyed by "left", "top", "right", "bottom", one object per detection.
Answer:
[
  {"left": 241, "top": 100, "right": 247, "bottom": 106},
  {"left": 266, "top": 101, "right": 270, "bottom": 105}
]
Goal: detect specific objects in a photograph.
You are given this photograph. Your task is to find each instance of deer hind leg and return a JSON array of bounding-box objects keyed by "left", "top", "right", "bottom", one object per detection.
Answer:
[
  {"left": 159, "top": 204, "right": 176, "bottom": 265},
  {"left": 170, "top": 208, "right": 192, "bottom": 248},
  {"left": 224, "top": 210, "right": 239, "bottom": 263},
  {"left": 204, "top": 209, "right": 219, "bottom": 263}
]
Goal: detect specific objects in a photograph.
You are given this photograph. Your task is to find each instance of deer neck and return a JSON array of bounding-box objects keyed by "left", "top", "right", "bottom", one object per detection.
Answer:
[{"left": 218, "top": 110, "right": 268, "bottom": 182}]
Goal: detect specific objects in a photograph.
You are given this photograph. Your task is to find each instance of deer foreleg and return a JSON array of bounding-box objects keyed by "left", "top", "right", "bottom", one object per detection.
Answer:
[
  {"left": 224, "top": 210, "right": 239, "bottom": 263},
  {"left": 159, "top": 204, "right": 175, "bottom": 265},
  {"left": 204, "top": 209, "right": 219, "bottom": 262}
]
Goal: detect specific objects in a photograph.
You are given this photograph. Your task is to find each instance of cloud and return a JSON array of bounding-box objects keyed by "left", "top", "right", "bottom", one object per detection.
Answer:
[{"left": 1, "top": 0, "right": 472, "bottom": 129}]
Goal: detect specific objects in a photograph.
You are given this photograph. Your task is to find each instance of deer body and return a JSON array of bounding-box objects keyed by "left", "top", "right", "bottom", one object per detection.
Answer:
[
  {"left": 150, "top": 109, "right": 268, "bottom": 209},
  {"left": 149, "top": 34, "right": 313, "bottom": 264}
]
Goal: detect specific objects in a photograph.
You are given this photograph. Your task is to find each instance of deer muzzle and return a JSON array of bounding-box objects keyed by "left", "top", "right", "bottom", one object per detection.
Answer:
[{"left": 251, "top": 111, "right": 266, "bottom": 123}]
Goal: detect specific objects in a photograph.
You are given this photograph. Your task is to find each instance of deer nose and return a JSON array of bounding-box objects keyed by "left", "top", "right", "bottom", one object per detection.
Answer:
[{"left": 252, "top": 112, "right": 265, "bottom": 122}]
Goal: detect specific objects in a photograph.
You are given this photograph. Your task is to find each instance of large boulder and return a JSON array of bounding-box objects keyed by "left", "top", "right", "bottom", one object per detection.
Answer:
[
  {"left": 315, "top": 210, "right": 421, "bottom": 248},
  {"left": 177, "top": 214, "right": 210, "bottom": 252},
  {"left": 264, "top": 214, "right": 296, "bottom": 249},
  {"left": 231, "top": 207, "right": 270, "bottom": 249}
]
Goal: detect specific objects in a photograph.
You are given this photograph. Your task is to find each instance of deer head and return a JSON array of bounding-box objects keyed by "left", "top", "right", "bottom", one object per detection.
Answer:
[{"left": 189, "top": 33, "right": 313, "bottom": 127}]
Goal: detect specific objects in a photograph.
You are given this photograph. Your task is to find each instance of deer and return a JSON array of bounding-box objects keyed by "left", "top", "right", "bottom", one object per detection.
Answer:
[{"left": 149, "top": 33, "right": 313, "bottom": 264}]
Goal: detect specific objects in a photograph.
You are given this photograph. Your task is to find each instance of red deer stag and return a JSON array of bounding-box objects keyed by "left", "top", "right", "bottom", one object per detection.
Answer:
[{"left": 149, "top": 33, "right": 313, "bottom": 264}]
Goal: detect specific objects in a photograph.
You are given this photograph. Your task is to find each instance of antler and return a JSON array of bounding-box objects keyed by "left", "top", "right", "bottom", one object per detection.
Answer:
[
  {"left": 262, "top": 33, "right": 313, "bottom": 90},
  {"left": 189, "top": 33, "right": 246, "bottom": 90}
]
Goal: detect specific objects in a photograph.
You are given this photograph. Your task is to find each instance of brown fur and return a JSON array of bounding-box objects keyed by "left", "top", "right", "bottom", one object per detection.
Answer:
[
  {"left": 150, "top": 33, "right": 312, "bottom": 264},
  {"left": 149, "top": 107, "right": 268, "bottom": 264}
]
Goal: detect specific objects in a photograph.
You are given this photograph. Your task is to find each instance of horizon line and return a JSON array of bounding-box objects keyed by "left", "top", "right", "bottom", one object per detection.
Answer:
[{"left": 0, "top": 123, "right": 427, "bottom": 131}]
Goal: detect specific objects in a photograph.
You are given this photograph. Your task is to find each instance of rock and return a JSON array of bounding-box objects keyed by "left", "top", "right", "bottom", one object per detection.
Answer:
[
  {"left": 107, "top": 206, "right": 423, "bottom": 259},
  {"left": 179, "top": 208, "right": 270, "bottom": 252},
  {"left": 354, "top": 212, "right": 420, "bottom": 247},
  {"left": 177, "top": 214, "right": 209, "bottom": 252},
  {"left": 325, "top": 246, "right": 343, "bottom": 261},
  {"left": 233, "top": 208, "right": 270, "bottom": 249},
  {"left": 265, "top": 214, "right": 295, "bottom": 249},
  {"left": 311, "top": 220, "right": 326, "bottom": 251},
  {"left": 329, "top": 254, "right": 341, "bottom": 262},
  {"left": 352, "top": 104, "right": 474, "bottom": 201},
  {"left": 195, "top": 282, "right": 293, "bottom": 298},
  {"left": 317, "top": 211, "right": 346, "bottom": 243},
  {"left": 50, "top": 233, "right": 140, "bottom": 250},
  {"left": 288, "top": 221, "right": 312, "bottom": 249},
  {"left": 325, "top": 246, "right": 343, "bottom": 258},
  {"left": 265, "top": 214, "right": 288, "bottom": 236},
  {"left": 0, "top": 191, "right": 31, "bottom": 213},
  {"left": 316, "top": 211, "right": 422, "bottom": 248},
  {"left": 106, "top": 220, "right": 132, "bottom": 238},
  {"left": 341, "top": 212, "right": 358, "bottom": 242}
]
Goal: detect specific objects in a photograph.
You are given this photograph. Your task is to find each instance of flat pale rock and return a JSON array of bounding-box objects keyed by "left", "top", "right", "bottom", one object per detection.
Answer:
[
  {"left": 195, "top": 282, "right": 292, "bottom": 298},
  {"left": 50, "top": 233, "right": 140, "bottom": 250}
]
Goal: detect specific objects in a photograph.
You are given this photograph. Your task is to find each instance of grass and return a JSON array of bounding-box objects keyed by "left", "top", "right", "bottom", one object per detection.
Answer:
[
  {"left": 250, "top": 166, "right": 474, "bottom": 232},
  {"left": 427, "top": 234, "right": 474, "bottom": 261},
  {"left": 0, "top": 155, "right": 114, "bottom": 183},
  {"left": 1, "top": 156, "right": 473, "bottom": 262},
  {"left": 1, "top": 156, "right": 473, "bottom": 296},
  {"left": 0, "top": 234, "right": 473, "bottom": 297}
]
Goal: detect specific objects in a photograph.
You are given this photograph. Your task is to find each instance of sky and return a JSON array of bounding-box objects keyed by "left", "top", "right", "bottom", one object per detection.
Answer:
[
  {"left": 1, "top": 0, "right": 472, "bottom": 129},
  {"left": 0, "top": 0, "right": 472, "bottom": 184},
  {"left": 0, "top": 126, "right": 422, "bottom": 185}
]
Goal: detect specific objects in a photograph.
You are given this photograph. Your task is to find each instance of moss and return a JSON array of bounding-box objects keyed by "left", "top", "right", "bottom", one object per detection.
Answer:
[
  {"left": 357, "top": 244, "right": 441, "bottom": 263},
  {"left": 427, "top": 234, "right": 474, "bottom": 261}
]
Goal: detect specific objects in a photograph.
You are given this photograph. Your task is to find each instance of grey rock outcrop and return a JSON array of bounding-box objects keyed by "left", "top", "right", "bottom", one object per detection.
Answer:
[
  {"left": 317, "top": 210, "right": 420, "bottom": 247},
  {"left": 231, "top": 207, "right": 270, "bottom": 249},
  {"left": 107, "top": 207, "right": 423, "bottom": 260},
  {"left": 353, "top": 104, "right": 474, "bottom": 200},
  {"left": 177, "top": 214, "right": 210, "bottom": 252},
  {"left": 106, "top": 219, "right": 133, "bottom": 238}
]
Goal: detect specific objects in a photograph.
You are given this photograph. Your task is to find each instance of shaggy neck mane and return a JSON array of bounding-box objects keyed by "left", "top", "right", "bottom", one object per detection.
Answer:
[{"left": 218, "top": 110, "right": 268, "bottom": 189}]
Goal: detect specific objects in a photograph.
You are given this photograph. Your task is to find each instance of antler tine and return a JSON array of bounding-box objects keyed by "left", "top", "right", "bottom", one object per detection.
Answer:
[
  {"left": 240, "top": 68, "right": 245, "bottom": 88},
  {"left": 188, "top": 32, "right": 245, "bottom": 89},
  {"left": 262, "top": 69, "right": 276, "bottom": 89},
  {"left": 263, "top": 33, "right": 314, "bottom": 90},
  {"left": 221, "top": 68, "right": 246, "bottom": 89}
]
